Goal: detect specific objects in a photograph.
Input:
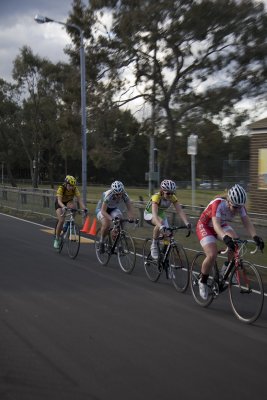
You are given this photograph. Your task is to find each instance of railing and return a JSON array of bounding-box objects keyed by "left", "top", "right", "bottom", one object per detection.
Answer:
[{"left": 0, "top": 186, "right": 266, "bottom": 226}]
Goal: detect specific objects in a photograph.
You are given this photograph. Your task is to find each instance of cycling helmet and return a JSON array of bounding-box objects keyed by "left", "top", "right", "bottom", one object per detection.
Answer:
[
  {"left": 160, "top": 179, "right": 176, "bottom": 193},
  {"left": 228, "top": 184, "right": 247, "bottom": 206},
  {"left": 111, "top": 180, "right": 125, "bottom": 193},
  {"left": 65, "top": 175, "right": 76, "bottom": 186}
]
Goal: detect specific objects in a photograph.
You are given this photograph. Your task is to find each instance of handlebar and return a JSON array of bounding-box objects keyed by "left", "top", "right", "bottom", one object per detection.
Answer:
[
  {"left": 60, "top": 207, "right": 87, "bottom": 217},
  {"left": 161, "top": 225, "right": 191, "bottom": 238},
  {"left": 112, "top": 217, "right": 139, "bottom": 226},
  {"left": 219, "top": 238, "right": 259, "bottom": 255}
]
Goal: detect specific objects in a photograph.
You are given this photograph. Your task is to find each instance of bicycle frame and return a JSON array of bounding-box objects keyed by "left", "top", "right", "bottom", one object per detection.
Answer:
[
  {"left": 143, "top": 225, "right": 190, "bottom": 292},
  {"left": 56, "top": 208, "right": 83, "bottom": 259},
  {"left": 95, "top": 217, "right": 139, "bottom": 273}
]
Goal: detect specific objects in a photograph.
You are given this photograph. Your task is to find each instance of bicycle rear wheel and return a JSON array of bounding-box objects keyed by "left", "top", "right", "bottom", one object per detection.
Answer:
[
  {"left": 117, "top": 233, "right": 136, "bottom": 274},
  {"left": 94, "top": 228, "right": 111, "bottom": 266},
  {"left": 143, "top": 239, "right": 161, "bottom": 282},
  {"left": 190, "top": 252, "right": 217, "bottom": 307},
  {"left": 169, "top": 244, "right": 189, "bottom": 293},
  {"left": 229, "top": 261, "right": 264, "bottom": 324},
  {"left": 66, "top": 222, "right": 80, "bottom": 259}
]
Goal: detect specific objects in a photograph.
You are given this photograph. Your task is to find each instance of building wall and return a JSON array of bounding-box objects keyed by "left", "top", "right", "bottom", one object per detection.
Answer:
[{"left": 249, "top": 132, "right": 267, "bottom": 214}]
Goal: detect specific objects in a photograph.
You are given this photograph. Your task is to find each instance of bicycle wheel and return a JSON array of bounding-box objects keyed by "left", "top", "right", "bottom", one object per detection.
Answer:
[
  {"left": 117, "top": 232, "right": 136, "bottom": 274},
  {"left": 228, "top": 261, "right": 264, "bottom": 324},
  {"left": 190, "top": 252, "right": 217, "bottom": 307},
  {"left": 66, "top": 222, "right": 80, "bottom": 259},
  {"left": 143, "top": 239, "right": 161, "bottom": 282},
  {"left": 94, "top": 228, "right": 111, "bottom": 265},
  {"left": 169, "top": 244, "right": 189, "bottom": 293}
]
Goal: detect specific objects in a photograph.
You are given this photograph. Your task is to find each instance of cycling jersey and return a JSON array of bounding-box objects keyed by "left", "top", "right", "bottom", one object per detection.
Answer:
[
  {"left": 56, "top": 184, "right": 80, "bottom": 203},
  {"left": 196, "top": 198, "right": 247, "bottom": 243},
  {"left": 95, "top": 189, "right": 130, "bottom": 214},
  {"left": 144, "top": 192, "right": 178, "bottom": 219}
]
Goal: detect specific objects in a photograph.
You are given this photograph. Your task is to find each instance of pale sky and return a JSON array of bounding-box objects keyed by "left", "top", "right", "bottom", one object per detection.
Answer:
[
  {"left": 0, "top": 0, "right": 266, "bottom": 125},
  {"left": 0, "top": 0, "right": 77, "bottom": 82}
]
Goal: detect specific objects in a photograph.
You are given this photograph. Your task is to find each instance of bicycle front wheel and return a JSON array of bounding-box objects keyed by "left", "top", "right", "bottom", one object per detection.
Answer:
[
  {"left": 94, "top": 228, "right": 111, "bottom": 266},
  {"left": 169, "top": 244, "right": 189, "bottom": 293},
  {"left": 190, "top": 252, "right": 216, "bottom": 307},
  {"left": 143, "top": 239, "right": 161, "bottom": 282},
  {"left": 117, "top": 233, "right": 136, "bottom": 274},
  {"left": 229, "top": 261, "right": 264, "bottom": 324},
  {"left": 66, "top": 223, "right": 80, "bottom": 259}
]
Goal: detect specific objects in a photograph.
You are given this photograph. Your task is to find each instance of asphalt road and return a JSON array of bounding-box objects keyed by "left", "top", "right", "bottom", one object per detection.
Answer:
[{"left": 0, "top": 213, "right": 266, "bottom": 400}]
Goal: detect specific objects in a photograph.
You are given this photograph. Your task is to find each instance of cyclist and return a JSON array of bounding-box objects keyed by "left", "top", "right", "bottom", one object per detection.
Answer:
[
  {"left": 54, "top": 175, "right": 87, "bottom": 249},
  {"left": 144, "top": 179, "right": 191, "bottom": 261},
  {"left": 196, "top": 184, "right": 264, "bottom": 300},
  {"left": 96, "top": 181, "right": 135, "bottom": 253}
]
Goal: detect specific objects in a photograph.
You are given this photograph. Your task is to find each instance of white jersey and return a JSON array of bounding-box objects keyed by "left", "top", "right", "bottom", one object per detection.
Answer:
[{"left": 95, "top": 189, "right": 130, "bottom": 214}]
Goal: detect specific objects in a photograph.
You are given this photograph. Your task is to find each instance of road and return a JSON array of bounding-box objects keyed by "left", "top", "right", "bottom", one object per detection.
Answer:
[{"left": 0, "top": 213, "right": 266, "bottom": 400}]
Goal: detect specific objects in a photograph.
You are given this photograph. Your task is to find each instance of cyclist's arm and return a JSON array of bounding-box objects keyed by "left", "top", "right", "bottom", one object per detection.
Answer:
[
  {"left": 151, "top": 202, "right": 163, "bottom": 228},
  {"left": 76, "top": 195, "right": 86, "bottom": 211},
  {"left": 125, "top": 200, "right": 135, "bottom": 220},
  {"left": 173, "top": 202, "right": 190, "bottom": 226},
  {"left": 212, "top": 216, "right": 230, "bottom": 240},
  {"left": 56, "top": 195, "right": 66, "bottom": 209},
  {"left": 241, "top": 214, "right": 257, "bottom": 238}
]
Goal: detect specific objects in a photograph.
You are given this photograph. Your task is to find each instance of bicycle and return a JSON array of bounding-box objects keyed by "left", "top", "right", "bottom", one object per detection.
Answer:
[
  {"left": 143, "top": 226, "right": 191, "bottom": 292},
  {"left": 94, "top": 217, "right": 139, "bottom": 273},
  {"left": 190, "top": 239, "right": 264, "bottom": 324},
  {"left": 54, "top": 208, "right": 84, "bottom": 259}
]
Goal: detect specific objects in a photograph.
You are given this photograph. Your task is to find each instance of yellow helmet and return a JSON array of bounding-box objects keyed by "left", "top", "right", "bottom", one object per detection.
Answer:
[{"left": 65, "top": 175, "right": 76, "bottom": 186}]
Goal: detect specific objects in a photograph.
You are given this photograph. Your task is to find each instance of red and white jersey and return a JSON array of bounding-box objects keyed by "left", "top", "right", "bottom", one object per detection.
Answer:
[{"left": 199, "top": 198, "right": 247, "bottom": 227}]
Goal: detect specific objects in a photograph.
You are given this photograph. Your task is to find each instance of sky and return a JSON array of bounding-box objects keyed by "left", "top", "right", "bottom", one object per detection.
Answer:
[
  {"left": 0, "top": 0, "right": 266, "bottom": 125},
  {"left": 0, "top": 0, "right": 76, "bottom": 82}
]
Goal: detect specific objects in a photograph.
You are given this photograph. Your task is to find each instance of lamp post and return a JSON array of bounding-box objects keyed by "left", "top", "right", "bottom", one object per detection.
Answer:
[{"left": 34, "top": 15, "right": 87, "bottom": 207}]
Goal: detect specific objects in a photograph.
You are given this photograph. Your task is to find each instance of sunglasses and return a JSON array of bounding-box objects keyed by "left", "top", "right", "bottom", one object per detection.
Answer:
[
  {"left": 163, "top": 191, "right": 173, "bottom": 195},
  {"left": 230, "top": 202, "right": 241, "bottom": 209}
]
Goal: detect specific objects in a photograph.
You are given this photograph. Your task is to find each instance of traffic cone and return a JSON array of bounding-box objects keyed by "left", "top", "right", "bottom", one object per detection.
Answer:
[
  {"left": 89, "top": 217, "right": 97, "bottom": 236},
  {"left": 80, "top": 216, "right": 90, "bottom": 233}
]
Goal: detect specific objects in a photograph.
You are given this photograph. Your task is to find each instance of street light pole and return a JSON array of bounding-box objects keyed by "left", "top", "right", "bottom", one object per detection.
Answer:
[{"left": 34, "top": 15, "right": 87, "bottom": 207}]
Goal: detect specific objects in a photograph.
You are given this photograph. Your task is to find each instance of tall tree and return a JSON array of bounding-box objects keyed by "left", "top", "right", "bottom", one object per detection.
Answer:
[{"left": 73, "top": 0, "right": 267, "bottom": 177}]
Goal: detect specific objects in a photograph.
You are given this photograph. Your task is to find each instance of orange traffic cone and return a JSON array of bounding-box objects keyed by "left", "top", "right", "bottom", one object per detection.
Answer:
[
  {"left": 80, "top": 216, "right": 90, "bottom": 233},
  {"left": 89, "top": 217, "right": 97, "bottom": 236}
]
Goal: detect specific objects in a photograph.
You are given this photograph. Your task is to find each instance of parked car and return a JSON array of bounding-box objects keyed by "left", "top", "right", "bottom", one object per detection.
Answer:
[
  {"left": 199, "top": 181, "right": 212, "bottom": 189},
  {"left": 199, "top": 181, "right": 220, "bottom": 189}
]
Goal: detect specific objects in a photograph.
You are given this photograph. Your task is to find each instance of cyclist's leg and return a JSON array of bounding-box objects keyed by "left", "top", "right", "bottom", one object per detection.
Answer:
[
  {"left": 144, "top": 213, "right": 164, "bottom": 260},
  {"left": 196, "top": 223, "right": 218, "bottom": 300},
  {"left": 190, "top": 252, "right": 217, "bottom": 307},
  {"left": 54, "top": 203, "right": 65, "bottom": 249},
  {"left": 97, "top": 210, "right": 111, "bottom": 253}
]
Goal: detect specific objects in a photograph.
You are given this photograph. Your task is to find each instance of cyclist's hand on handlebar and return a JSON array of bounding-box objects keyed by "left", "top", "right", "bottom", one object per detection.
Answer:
[
  {"left": 62, "top": 206, "right": 67, "bottom": 213},
  {"left": 186, "top": 222, "right": 192, "bottom": 237},
  {"left": 223, "top": 235, "right": 235, "bottom": 251},
  {"left": 159, "top": 225, "right": 166, "bottom": 232},
  {"left": 253, "top": 235, "right": 264, "bottom": 251}
]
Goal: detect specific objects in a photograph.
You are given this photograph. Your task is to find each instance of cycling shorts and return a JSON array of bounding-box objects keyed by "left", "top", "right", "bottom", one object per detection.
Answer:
[
  {"left": 196, "top": 221, "right": 233, "bottom": 247},
  {"left": 97, "top": 207, "right": 122, "bottom": 221}
]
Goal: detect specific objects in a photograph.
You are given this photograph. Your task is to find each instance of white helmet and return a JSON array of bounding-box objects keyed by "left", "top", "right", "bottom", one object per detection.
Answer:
[
  {"left": 228, "top": 184, "right": 247, "bottom": 206},
  {"left": 111, "top": 180, "right": 125, "bottom": 193},
  {"left": 160, "top": 179, "right": 176, "bottom": 193}
]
